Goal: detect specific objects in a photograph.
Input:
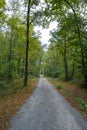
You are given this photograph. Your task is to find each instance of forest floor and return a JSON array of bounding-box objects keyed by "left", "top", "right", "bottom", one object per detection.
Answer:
[
  {"left": 0, "top": 79, "right": 38, "bottom": 130},
  {"left": 48, "top": 78, "right": 87, "bottom": 120}
]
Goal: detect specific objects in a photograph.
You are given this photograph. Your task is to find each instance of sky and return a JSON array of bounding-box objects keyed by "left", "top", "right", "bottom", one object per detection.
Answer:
[{"left": 34, "top": 22, "right": 58, "bottom": 45}]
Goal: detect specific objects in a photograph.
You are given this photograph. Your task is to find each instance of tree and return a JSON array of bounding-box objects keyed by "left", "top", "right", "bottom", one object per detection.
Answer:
[
  {"left": 42, "top": 0, "right": 87, "bottom": 85},
  {"left": 24, "top": 0, "right": 31, "bottom": 86}
]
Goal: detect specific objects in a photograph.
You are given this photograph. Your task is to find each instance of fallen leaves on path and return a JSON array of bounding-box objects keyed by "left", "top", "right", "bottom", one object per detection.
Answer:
[{"left": 0, "top": 80, "right": 38, "bottom": 130}]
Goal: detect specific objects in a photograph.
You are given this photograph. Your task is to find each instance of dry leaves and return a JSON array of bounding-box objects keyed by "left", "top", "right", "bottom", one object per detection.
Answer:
[
  {"left": 0, "top": 81, "right": 38, "bottom": 130},
  {"left": 51, "top": 80, "right": 87, "bottom": 120}
]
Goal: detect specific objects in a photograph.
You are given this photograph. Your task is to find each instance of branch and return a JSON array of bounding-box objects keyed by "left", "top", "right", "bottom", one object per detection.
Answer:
[{"left": 0, "top": 8, "right": 27, "bottom": 15}]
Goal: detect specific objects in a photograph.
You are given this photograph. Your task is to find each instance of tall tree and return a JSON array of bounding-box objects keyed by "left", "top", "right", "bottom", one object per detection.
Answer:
[{"left": 24, "top": 0, "right": 31, "bottom": 86}]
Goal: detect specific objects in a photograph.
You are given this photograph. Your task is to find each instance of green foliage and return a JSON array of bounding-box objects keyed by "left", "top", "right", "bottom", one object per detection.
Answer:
[
  {"left": 0, "top": 0, "right": 43, "bottom": 88},
  {"left": 0, "top": 79, "right": 23, "bottom": 100},
  {"left": 42, "top": 0, "right": 87, "bottom": 86},
  {"left": 0, "top": 81, "right": 6, "bottom": 90},
  {"left": 0, "top": 78, "right": 38, "bottom": 101},
  {"left": 47, "top": 78, "right": 55, "bottom": 82},
  {"left": 75, "top": 98, "right": 87, "bottom": 111},
  {"left": 56, "top": 83, "right": 64, "bottom": 89},
  {"left": 0, "top": 0, "right": 87, "bottom": 90}
]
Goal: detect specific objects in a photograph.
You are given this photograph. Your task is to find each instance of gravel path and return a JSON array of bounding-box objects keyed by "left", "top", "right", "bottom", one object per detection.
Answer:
[{"left": 7, "top": 78, "right": 87, "bottom": 130}]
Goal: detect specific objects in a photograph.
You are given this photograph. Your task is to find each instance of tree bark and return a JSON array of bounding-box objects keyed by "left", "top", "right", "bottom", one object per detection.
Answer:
[
  {"left": 18, "top": 58, "right": 20, "bottom": 75},
  {"left": 24, "top": 0, "right": 31, "bottom": 86},
  {"left": 64, "top": 39, "right": 68, "bottom": 81},
  {"left": 8, "top": 28, "right": 13, "bottom": 81},
  {"left": 63, "top": 31, "right": 68, "bottom": 81}
]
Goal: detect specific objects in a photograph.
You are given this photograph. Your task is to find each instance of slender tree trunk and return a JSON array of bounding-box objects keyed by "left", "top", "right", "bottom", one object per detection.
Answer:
[
  {"left": 81, "top": 46, "right": 87, "bottom": 85},
  {"left": 24, "top": 0, "right": 31, "bottom": 86},
  {"left": 18, "top": 58, "right": 20, "bottom": 75},
  {"left": 64, "top": 43, "right": 68, "bottom": 81},
  {"left": 63, "top": 34, "right": 68, "bottom": 81},
  {"left": 71, "top": 47, "right": 77, "bottom": 80},
  {"left": 71, "top": 65, "right": 75, "bottom": 80},
  {"left": 8, "top": 29, "right": 13, "bottom": 81}
]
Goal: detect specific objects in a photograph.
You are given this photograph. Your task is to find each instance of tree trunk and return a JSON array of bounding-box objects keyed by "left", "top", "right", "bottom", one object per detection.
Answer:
[
  {"left": 63, "top": 34, "right": 68, "bottom": 81},
  {"left": 24, "top": 0, "right": 31, "bottom": 86},
  {"left": 80, "top": 45, "right": 87, "bottom": 85},
  {"left": 71, "top": 65, "right": 75, "bottom": 80},
  {"left": 8, "top": 29, "right": 13, "bottom": 81},
  {"left": 18, "top": 58, "right": 20, "bottom": 75}
]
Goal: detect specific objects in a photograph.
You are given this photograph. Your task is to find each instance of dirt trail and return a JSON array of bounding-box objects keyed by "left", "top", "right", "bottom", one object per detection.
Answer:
[{"left": 7, "top": 78, "right": 87, "bottom": 130}]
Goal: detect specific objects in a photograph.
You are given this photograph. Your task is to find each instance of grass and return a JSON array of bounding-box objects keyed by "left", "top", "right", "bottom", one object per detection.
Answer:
[
  {"left": 47, "top": 78, "right": 54, "bottom": 82},
  {"left": 48, "top": 78, "right": 64, "bottom": 89},
  {"left": 0, "top": 78, "right": 38, "bottom": 130}
]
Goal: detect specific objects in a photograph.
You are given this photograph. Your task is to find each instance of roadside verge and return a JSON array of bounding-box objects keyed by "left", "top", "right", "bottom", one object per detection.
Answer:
[
  {"left": 48, "top": 78, "right": 87, "bottom": 121},
  {"left": 0, "top": 79, "right": 38, "bottom": 130}
]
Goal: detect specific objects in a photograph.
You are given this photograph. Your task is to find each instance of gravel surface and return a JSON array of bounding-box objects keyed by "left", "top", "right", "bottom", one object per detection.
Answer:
[{"left": 7, "top": 78, "right": 87, "bottom": 130}]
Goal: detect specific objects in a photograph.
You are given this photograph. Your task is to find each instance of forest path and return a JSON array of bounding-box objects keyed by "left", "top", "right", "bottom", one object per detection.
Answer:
[{"left": 7, "top": 78, "right": 87, "bottom": 130}]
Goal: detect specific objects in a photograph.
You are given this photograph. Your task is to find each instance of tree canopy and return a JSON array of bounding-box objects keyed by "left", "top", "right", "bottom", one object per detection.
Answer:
[{"left": 0, "top": 0, "right": 87, "bottom": 86}]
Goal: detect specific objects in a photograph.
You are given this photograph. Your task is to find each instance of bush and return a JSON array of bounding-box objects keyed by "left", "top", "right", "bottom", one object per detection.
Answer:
[
  {"left": 75, "top": 97, "right": 87, "bottom": 111},
  {"left": 56, "top": 83, "right": 64, "bottom": 89},
  {"left": 0, "top": 81, "right": 6, "bottom": 90}
]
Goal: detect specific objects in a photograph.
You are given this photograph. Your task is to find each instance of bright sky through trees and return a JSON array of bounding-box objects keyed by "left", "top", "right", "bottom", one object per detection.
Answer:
[
  {"left": 6, "top": 0, "right": 57, "bottom": 45},
  {"left": 34, "top": 22, "right": 58, "bottom": 45}
]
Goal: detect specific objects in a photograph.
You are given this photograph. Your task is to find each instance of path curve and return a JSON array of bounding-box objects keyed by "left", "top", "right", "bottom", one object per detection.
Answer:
[{"left": 7, "top": 78, "right": 87, "bottom": 130}]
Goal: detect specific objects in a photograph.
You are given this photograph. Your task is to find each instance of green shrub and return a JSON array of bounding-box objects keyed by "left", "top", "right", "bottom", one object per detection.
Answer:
[
  {"left": 75, "top": 97, "right": 87, "bottom": 111},
  {"left": 56, "top": 83, "right": 63, "bottom": 89},
  {"left": 0, "top": 81, "right": 6, "bottom": 90},
  {"left": 47, "top": 78, "right": 54, "bottom": 82}
]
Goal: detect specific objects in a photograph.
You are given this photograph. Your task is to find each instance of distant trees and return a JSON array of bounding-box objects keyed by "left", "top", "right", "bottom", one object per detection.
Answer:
[
  {"left": 43, "top": 0, "right": 87, "bottom": 86},
  {"left": 0, "top": 0, "right": 43, "bottom": 87}
]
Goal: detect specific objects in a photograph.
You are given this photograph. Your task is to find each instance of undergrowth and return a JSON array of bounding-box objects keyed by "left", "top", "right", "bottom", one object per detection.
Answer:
[
  {"left": 0, "top": 78, "right": 38, "bottom": 130},
  {"left": 56, "top": 83, "right": 64, "bottom": 89},
  {"left": 0, "top": 78, "right": 38, "bottom": 100},
  {"left": 75, "top": 98, "right": 87, "bottom": 111}
]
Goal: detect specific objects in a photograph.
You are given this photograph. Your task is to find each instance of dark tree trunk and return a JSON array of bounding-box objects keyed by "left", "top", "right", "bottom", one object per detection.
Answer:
[
  {"left": 80, "top": 45, "right": 87, "bottom": 85},
  {"left": 18, "top": 58, "right": 20, "bottom": 75},
  {"left": 8, "top": 29, "right": 13, "bottom": 81},
  {"left": 71, "top": 65, "right": 75, "bottom": 80},
  {"left": 24, "top": 0, "right": 31, "bottom": 86},
  {"left": 64, "top": 45, "right": 68, "bottom": 81},
  {"left": 63, "top": 34, "right": 68, "bottom": 81},
  {"left": 71, "top": 47, "right": 77, "bottom": 80}
]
